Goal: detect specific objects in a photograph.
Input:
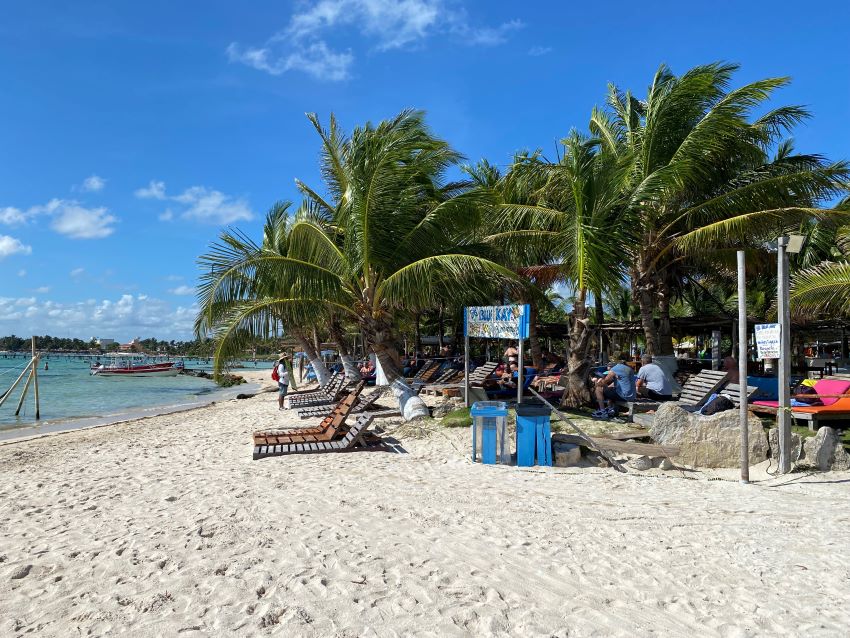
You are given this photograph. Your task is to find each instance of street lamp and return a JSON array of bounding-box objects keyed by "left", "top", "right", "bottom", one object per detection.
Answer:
[{"left": 776, "top": 234, "right": 805, "bottom": 474}]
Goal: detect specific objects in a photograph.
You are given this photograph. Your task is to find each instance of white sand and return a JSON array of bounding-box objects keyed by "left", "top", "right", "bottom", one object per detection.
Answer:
[{"left": 1, "top": 371, "right": 848, "bottom": 636}]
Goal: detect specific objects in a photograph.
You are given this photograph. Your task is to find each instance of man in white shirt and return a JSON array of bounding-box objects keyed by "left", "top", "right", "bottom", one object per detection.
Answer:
[
  {"left": 635, "top": 354, "right": 673, "bottom": 401},
  {"left": 277, "top": 357, "right": 290, "bottom": 410}
]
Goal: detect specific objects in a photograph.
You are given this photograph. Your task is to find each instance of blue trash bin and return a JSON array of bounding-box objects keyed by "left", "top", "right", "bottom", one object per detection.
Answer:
[
  {"left": 515, "top": 401, "right": 552, "bottom": 467},
  {"left": 471, "top": 401, "right": 508, "bottom": 464}
]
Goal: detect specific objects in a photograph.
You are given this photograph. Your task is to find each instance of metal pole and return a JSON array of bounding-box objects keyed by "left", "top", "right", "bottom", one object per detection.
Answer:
[
  {"left": 777, "top": 237, "right": 792, "bottom": 473},
  {"left": 464, "top": 331, "right": 470, "bottom": 408},
  {"left": 737, "top": 251, "right": 749, "bottom": 483},
  {"left": 32, "top": 336, "right": 40, "bottom": 420},
  {"left": 517, "top": 339, "right": 524, "bottom": 405}
]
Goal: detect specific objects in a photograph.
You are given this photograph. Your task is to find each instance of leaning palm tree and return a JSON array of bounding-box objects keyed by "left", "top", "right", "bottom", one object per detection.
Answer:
[
  {"left": 203, "top": 111, "right": 518, "bottom": 419},
  {"left": 194, "top": 202, "right": 336, "bottom": 384},
  {"left": 590, "top": 62, "right": 850, "bottom": 355}
]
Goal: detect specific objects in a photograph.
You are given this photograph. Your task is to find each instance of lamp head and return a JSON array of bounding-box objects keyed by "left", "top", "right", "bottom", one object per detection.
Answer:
[{"left": 786, "top": 234, "right": 805, "bottom": 254}]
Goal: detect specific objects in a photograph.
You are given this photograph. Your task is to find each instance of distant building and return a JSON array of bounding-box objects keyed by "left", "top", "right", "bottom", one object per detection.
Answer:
[
  {"left": 119, "top": 337, "right": 142, "bottom": 353},
  {"left": 96, "top": 338, "right": 116, "bottom": 347}
]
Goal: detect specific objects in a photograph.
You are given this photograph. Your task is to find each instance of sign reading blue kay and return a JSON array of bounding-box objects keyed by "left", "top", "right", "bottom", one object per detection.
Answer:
[{"left": 465, "top": 304, "right": 530, "bottom": 339}]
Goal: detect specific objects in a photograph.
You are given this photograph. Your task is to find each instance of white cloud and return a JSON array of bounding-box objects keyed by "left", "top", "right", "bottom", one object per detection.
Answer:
[
  {"left": 165, "top": 274, "right": 183, "bottom": 282},
  {"left": 528, "top": 45, "right": 552, "bottom": 56},
  {"left": 0, "top": 235, "right": 32, "bottom": 259},
  {"left": 227, "top": 42, "right": 353, "bottom": 81},
  {"left": 169, "top": 285, "right": 195, "bottom": 296},
  {"left": 70, "top": 267, "right": 85, "bottom": 278},
  {"left": 172, "top": 186, "right": 253, "bottom": 224},
  {"left": 228, "top": 1, "right": 520, "bottom": 80},
  {"left": 0, "top": 198, "right": 118, "bottom": 240},
  {"left": 34, "top": 286, "right": 50, "bottom": 294},
  {"left": 80, "top": 175, "right": 106, "bottom": 192},
  {"left": 0, "top": 294, "right": 200, "bottom": 340},
  {"left": 134, "top": 180, "right": 167, "bottom": 200},
  {"left": 0, "top": 207, "right": 29, "bottom": 226},
  {"left": 47, "top": 200, "right": 117, "bottom": 239},
  {"left": 17, "top": 269, "right": 27, "bottom": 277},
  {"left": 136, "top": 182, "right": 253, "bottom": 225}
]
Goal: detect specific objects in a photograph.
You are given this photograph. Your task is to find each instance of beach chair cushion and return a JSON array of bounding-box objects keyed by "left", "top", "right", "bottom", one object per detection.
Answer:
[{"left": 812, "top": 379, "right": 850, "bottom": 406}]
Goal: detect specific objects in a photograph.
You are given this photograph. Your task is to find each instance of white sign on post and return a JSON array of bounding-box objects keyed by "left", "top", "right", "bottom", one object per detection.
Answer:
[{"left": 754, "top": 323, "right": 781, "bottom": 360}]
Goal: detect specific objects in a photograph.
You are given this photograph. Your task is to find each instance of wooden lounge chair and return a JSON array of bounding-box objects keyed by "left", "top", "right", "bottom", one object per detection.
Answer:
[
  {"left": 751, "top": 378, "right": 850, "bottom": 430},
  {"left": 718, "top": 382, "right": 759, "bottom": 408},
  {"left": 265, "top": 382, "right": 365, "bottom": 438},
  {"left": 676, "top": 369, "right": 728, "bottom": 407},
  {"left": 253, "top": 414, "right": 379, "bottom": 459},
  {"left": 408, "top": 360, "right": 439, "bottom": 382},
  {"left": 295, "top": 387, "right": 384, "bottom": 419},
  {"left": 287, "top": 375, "right": 348, "bottom": 408},
  {"left": 285, "top": 371, "right": 339, "bottom": 397}
]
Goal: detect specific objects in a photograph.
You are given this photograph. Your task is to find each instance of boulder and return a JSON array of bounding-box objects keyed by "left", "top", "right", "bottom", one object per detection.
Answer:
[
  {"left": 433, "top": 397, "right": 464, "bottom": 419},
  {"left": 798, "top": 427, "right": 850, "bottom": 471},
  {"left": 767, "top": 427, "right": 802, "bottom": 464},
  {"left": 656, "top": 457, "right": 674, "bottom": 471},
  {"left": 552, "top": 442, "right": 581, "bottom": 467},
  {"left": 650, "top": 403, "right": 769, "bottom": 468},
  {"left": 627, "top": 455, "right": 653, "bottom": 471}
]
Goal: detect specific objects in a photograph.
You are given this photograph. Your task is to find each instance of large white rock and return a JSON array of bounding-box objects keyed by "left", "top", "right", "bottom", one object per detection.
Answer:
[
  {"left": 798, "top": 427, "right": 850, "bottom": 471},
  {"left": 650, "top": 403, "right": 769, "bottom": 468}
]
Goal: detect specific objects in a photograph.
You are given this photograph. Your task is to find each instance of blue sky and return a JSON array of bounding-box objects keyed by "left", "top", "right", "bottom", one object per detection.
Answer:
[{"left": 1, "top": 0, "right": 848, "bottom": 340}]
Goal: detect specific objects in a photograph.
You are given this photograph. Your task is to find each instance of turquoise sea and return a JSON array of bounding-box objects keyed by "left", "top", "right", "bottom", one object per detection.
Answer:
[{"left": 0, "top": 356, "right": 261, "bottom": 439}]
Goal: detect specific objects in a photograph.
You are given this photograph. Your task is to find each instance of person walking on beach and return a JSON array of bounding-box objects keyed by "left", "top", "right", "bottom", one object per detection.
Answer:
[{"left": 276, "top": 356, "right": 289, "bottom": 410}]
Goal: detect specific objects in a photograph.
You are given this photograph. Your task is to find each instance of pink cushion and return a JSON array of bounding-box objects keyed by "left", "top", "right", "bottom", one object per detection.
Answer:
[
  {"left": 753, "top": 400, "right": 779, "bottom": 408},
  {"left": 813, "top": 380, "right": 850, "bottom": 406}
]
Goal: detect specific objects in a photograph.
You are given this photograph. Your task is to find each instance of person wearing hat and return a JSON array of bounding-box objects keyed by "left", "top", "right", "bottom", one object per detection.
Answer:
[{"left": 276, "top": 356, "right": 290, "bottom": 410}]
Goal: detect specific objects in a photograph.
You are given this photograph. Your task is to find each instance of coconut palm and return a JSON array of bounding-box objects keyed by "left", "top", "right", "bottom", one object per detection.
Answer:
[
  {"left": 590, "top": 62, "right": 850, "bottom": 355},
  {"left": 483, "top": 133, "right": 634, "bottom": 406},
  {"left": 194, "top": 202, "right": 338, "bottom": 385},
  {"left": 255, "top": 110, "right": 518, "bottom": 419}
]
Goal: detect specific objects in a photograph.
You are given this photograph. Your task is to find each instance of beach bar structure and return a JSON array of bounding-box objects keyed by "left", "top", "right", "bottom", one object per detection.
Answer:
[{"left": 463, "top": 303, "right": 530, "bottom": 406}]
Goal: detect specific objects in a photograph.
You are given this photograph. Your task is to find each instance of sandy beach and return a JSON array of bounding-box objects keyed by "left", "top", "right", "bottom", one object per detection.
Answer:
[{"left": 1, "top": 370, "right": 848, "bottom": 637}]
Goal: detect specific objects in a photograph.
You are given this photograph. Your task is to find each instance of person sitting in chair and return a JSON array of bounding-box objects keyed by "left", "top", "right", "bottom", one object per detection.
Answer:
[
  {"left": 592, "top": 357, "right": 636, "bottom": 419},
  {"left": 635, "top": 354, "right": 673, "bottom": 401}
]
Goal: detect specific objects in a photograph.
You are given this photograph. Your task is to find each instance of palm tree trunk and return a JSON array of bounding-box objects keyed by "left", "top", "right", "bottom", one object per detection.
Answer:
[
  {"left": 294, "top": 332, "right": 330, "bottom": 386},
  {"left": 657, "top": 282, "right": 675, "bottom": 356},
  {"left": 437, "top": 308, "right": 445, "bottom": 348},
  {"left": 593, "top": 290, "right": 607, "bottom": 362},
  {"left": 362, "top": 316, "right": 428, "bottom": 420},
  {"left": 414, "top": 313, "right": 422, "bottom": 353},
  {"left": 329, "top": 322, "right": 361, "bottom": 382},
  {"left": 560, "top": 289, "right": 592, "bottom": 408}
]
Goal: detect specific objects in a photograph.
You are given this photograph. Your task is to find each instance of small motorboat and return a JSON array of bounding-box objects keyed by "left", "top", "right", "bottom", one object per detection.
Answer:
[{"left": 91, "top": 361, "right": 182, "bottom": 378}]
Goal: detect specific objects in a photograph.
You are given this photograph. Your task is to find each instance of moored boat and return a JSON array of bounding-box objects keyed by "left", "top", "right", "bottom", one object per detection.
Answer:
[{"left": 91, "top": 361, "right": 183, "bottom": 378}]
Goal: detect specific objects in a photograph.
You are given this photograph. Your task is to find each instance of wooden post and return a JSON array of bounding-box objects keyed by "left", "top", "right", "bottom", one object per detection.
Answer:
[
  {"left": 737, "top": 251, "right": 749, "bottom": 483},
  {"left": 777, "top": 237, "right": 792, "bottom": 473},
  {"left": 15, "top": 367, "right": 34, "bottom": 416},
  {"left": 0, "top": 359, "right": 34, "bottom": 408},
  {"left": 32, "top": 336, "right": 40, "bottom": 420}
]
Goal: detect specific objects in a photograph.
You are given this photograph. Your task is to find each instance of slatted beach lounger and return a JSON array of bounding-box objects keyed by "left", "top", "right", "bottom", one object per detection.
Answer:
[
  {"left": 719, "top": 383, "right": 759, "bottom": 408},
  {"left": 263, "top": 383, "right": 365, "bottom": 438},
  {"left": 285, "top": 371, "right": 339, "bottom": 397},
  {"left": 287, "top": 375, "right": 348, "bottom": 408},
  {"left": 295, "top": 387, "right": 383, "bottom": 419},
  {"left": 409, "top": 360, "right": 439, "bottom": 382},
  {"left": 253, "top": 415, "right": 378, "bottom": 459},
  {"left": 676, "top": 369, "right": 729, "bottom": 407}
]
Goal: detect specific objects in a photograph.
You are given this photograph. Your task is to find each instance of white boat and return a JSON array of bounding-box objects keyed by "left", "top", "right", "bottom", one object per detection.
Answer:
[{"left": 91, "top": 361, "right": 182, "bottom": 378}]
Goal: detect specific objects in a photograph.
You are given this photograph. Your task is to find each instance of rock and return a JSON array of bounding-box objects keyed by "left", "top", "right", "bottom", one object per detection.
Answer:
[
  {"left": 432, "top": 399, "right": 458, "bottom": 419},
  {"left": 767, "top": 427, "right": 802, "bottom": 464},
  {"left": 627, "top": 455, "right": 652, "bottom": 471},
  {"left": 553, "top": 442, "right": 581, "bottom": 467},
  {"left": 10, "top": 564, "right": 32, "bottom": 580},
  {"left": 798, "top": 427, "right": 850, "bottom": 471},
  {"left": 650, "top": 403, "right": 769, "bottom": 468},
  {"left": 656, "top": 457, "right": 674, "bottom": 470}
]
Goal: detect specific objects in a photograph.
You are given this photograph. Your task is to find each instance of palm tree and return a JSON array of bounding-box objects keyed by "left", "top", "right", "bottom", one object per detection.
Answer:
[
  {"left": 484, "top": 133, "right": 633, "bottom": 406},
  {"left": 238, "top": 110, "right": 518, "bottom": 419},
  {"left": 590, "top": 62, "right": 850, "bottom": 355},
  {"left": 194, "top": 203, "right": 336, "bottom": 384}
]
